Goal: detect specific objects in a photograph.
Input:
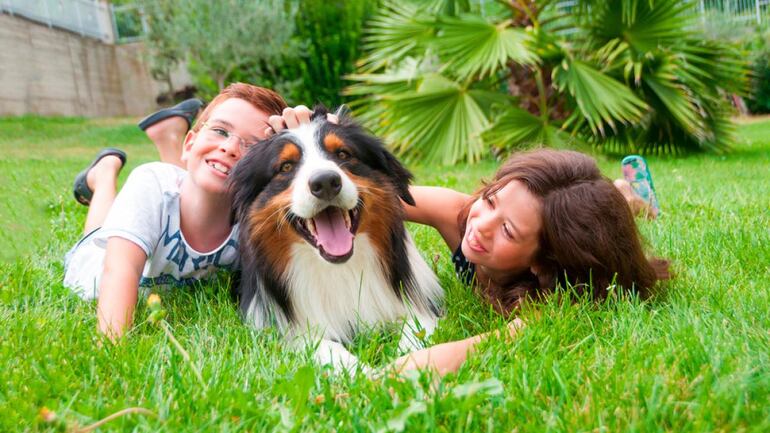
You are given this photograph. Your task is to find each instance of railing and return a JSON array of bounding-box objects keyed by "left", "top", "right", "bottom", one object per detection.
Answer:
[
  {"left": 5, "top": 0, "right": 770, "bottom": 45},
  {"left": 111, "top": 3, "right": 146, "bottom": 43},
  {"left": 0, "top": 0, "right": 113, "bottom": 42},
  {"left": 698, "top": 0, "right": 770, "bottom": 25},
  {"left": 552, "top": 0, "right": 770, "bottom": 35}
]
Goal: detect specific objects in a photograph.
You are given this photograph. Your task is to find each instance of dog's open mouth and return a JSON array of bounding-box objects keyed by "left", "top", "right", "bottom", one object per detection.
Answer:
[{"left": 292, "top": 205, "right": 361, "bottom": 263}]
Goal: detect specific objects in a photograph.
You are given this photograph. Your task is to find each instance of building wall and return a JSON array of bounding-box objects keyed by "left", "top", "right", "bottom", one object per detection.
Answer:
[{"left": 0, "top": 13, "right": 189, "bottom": 117}]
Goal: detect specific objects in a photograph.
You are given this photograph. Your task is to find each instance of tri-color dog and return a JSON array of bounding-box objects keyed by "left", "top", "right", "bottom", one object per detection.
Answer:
[{"left": 229, "top": 109, "right": 443, "bottom": 371}]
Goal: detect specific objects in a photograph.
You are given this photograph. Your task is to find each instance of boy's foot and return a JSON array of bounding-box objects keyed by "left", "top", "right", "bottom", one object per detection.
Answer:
[
  {"left": 620, "top": 155, "right": 660, "bottom": 219},
  {"left": 137, "top": 98, "right": 204, "bottom": 132},
  {"left": 73, "top": 148, "right": 127, "bottom": 206}
]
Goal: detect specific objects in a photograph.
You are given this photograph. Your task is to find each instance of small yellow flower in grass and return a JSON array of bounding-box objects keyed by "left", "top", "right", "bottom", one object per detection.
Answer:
[
  {"left": 38, "top": 407, "right": 57, "bottom": 423},
  {"left": 412, "top": 328, "right": 426, "bottom": 340},
  {"left": 146, "top": 293, "right": 166, "bottom": 325},
  {"left": 147, "top": 293, "right": 162, "bottom": 311}
]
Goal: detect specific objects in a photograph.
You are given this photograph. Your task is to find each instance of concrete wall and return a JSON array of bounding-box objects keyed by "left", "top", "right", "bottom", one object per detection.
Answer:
[{"left": 0, "top": 13, "right": 190, "bottom": 117}]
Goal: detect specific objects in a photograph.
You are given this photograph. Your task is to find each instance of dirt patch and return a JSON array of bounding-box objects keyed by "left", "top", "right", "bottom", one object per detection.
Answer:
[{"left": 732, "top": 115, "right": 770, "bottom": 124}]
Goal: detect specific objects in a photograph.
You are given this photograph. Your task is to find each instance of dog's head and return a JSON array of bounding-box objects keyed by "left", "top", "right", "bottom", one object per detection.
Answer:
[{"left": 230, "top": 107, "right": 414, "bottom": 265}]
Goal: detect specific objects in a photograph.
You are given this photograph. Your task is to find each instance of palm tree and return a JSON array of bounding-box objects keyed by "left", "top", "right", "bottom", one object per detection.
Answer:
[{"left": 345, "top": 0, "right": 746, "bottom": 164}]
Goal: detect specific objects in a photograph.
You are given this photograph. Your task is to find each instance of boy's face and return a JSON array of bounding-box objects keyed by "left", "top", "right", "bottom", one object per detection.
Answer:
[{"left": 182, "top": 98, "right": 271, "bottom": 195}]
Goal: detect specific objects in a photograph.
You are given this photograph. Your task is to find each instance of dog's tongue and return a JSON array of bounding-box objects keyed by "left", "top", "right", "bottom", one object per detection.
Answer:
[{"left": 313, "top": 208, "right": 353, "bottom": 256}]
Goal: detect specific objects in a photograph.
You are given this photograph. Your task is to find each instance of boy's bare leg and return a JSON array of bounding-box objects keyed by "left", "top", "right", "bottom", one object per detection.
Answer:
[
  {"left": 144, "top": 116, "right": 188, "bottom": 168},
  {"left": 614, "top": 179, "right": 655, "bottom": 219},
  {"left": 83, "top": 156, "right": 124, "bottom": 234}
]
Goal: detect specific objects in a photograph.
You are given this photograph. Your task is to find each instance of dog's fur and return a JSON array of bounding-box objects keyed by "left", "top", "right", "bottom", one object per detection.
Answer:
[{"left": 229, "top": 109, "right": 443, "bottom": 371}]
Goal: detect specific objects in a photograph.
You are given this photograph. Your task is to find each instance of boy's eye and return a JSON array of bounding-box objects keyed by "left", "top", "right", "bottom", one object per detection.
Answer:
[
  {"left": 280, "top": 162, "right": 294, "bottom": 173},
  {"left": 336, "top": 150, "right": 351, "bottom": 160},
  {"left": 212, "top": 127, "right": 230, "bottom": 138},
  {"left": 485, "top": 196, "right": 494, "bottom": 207}
]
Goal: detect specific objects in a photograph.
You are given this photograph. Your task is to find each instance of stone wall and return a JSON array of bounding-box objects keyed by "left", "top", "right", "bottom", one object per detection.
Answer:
[{"left": 0, "top": 13, "right": 189, "bottom": 117}]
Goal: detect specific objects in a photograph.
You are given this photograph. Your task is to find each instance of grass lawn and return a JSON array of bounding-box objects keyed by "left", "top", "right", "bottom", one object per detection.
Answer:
[{"left": 1, "top": 115, "right": 768, "bottom": 432}]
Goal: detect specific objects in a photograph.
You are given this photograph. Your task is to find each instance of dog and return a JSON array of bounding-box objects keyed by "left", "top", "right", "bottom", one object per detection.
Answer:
[{"left": 229, "top": 108, "right": 444, "bottom": 371}]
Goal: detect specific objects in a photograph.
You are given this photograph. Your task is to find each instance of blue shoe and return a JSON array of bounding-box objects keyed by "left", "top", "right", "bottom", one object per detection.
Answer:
[{"left": 621, "top": 155, "right": 660, "bottom": 217}]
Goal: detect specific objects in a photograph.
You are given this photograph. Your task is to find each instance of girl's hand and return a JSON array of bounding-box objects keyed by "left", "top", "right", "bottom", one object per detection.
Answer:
[
  {"left": 265, "top": 105, "right": 339, "bottom": 137},
  {"left": 388, "top": 317, "right": 526, "bottom": 377},
  {"left": 507, "top": 317, "right": 526, "bottom": 337}
]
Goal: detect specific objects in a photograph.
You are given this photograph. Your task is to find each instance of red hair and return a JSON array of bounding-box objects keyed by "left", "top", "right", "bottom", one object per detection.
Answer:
[{"left": 191, "top": 82, "right": 287, "bottom": 132}]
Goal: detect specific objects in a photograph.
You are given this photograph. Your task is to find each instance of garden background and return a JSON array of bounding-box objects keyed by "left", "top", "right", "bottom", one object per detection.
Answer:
[{"left": 1, "top": 0, "right": 769, "bottom": 431}]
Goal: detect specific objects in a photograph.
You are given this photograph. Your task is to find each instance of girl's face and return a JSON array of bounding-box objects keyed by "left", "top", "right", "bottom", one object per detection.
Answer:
[{"left": 462, "top": 180, "right": 542, "bottom": 281}]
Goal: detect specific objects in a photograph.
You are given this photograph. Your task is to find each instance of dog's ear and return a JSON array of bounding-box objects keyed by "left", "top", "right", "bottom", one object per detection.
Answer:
[
  {"left": 378, "top": 149, "right": 415, "bottom": 206},
  {"left": 334, "top": 104, "right": 351, "bottom": 120},
  {"left": 228, "top": 141, "right": 274, "bottom": 222},
  {"left": 310, "top": 104, "right": 329, "bottom": 121}
]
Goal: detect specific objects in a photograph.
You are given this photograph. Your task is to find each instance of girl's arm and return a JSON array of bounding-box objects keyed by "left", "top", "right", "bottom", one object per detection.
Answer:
[
  {"left": 404, "top": 186, "right": 470, "bottom": 250},
  {"left": 391, "top": 319, "right": 525, "bottom": 377},
  {"left": 96, "top": 237, "right": 147, "bottom": 340}
]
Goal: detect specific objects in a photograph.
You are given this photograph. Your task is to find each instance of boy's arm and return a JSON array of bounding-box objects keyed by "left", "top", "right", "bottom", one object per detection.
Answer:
[
  {"left": 96, "top": 237, "right": 147, "bottom": 340},
  {"left": 404, "top": 186, "right": 470, "bottom": 250}
]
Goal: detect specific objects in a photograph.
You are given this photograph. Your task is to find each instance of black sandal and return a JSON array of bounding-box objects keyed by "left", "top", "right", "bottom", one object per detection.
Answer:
[
  {"left": 137, "top": 98, "right": 204, "bottom": 132},
  {"left": 72, "top": 148, "right": 127, "bottom": 206}
]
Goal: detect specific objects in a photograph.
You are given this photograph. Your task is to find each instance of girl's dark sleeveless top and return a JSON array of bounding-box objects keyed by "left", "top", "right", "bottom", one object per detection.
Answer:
[{"left": 452, "top": 245, "right": 476, "bottom": 285}]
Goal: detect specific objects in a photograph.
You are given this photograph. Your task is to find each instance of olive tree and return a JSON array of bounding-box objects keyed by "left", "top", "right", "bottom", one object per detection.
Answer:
[{"left": 140, "top": 0, "right": 299, "bottom": 97}]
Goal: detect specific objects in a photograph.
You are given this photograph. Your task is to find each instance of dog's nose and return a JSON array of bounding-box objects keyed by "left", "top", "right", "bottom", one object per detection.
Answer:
[{"left": 309, "top": 170, "right": 342, "bottom": 200}]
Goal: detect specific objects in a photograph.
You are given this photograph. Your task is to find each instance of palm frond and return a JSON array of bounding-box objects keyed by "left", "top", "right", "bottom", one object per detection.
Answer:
[
  {"left": 344, "top": 60, "right": 424, "bottom": 132},
  {"left": 385, "top": 74, "right": 502, "bottom": 164},
  {"left": 358, "top": 1, "right": 435, "bottom": 72},
  {"left": 641, "top": 58, "right": 706, "bottom": 141},
  {"left": 433, "top": 15, "right": 537, "bottom": 81},
  {"left": 679, "top": 41, "right": 749, "bottom": 95},
  {"left": 482, "top": 105, "right": 571, "bottom": 150},
  {"left": 553, "top": 59, "right": 648, "bottom": 135},
  {"left": 348, "top": 73, "right": 507, "bottom": 164},
  {"left": 418, "top": 0, "right": 473, "bottom": 15},
  {"left": 584, "top": 0, "right": 695, "bottom": 54}
]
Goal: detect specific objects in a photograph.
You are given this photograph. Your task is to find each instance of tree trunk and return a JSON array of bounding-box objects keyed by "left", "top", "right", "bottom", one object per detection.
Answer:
[{"left": 505, "top": 1, "right": 569, "bottom": 120}]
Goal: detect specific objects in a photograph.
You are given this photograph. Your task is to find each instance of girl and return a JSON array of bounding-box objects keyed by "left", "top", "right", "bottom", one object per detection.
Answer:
[{"left": 393, "top": 149, "right": 669, "bottom": 375}]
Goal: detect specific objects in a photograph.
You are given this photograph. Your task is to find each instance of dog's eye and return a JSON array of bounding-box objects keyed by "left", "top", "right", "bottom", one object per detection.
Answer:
[
  {"left": 280, "top": 162, "right": 294, "bottom": 173},
  {"left": 336, "top": 150, "right": 351, "bottom": 160}
]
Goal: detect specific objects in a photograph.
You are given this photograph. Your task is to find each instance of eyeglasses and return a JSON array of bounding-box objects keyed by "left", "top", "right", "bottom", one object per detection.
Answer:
[{"left": 201, "top": 121, "right": 260, "bottom": 152}]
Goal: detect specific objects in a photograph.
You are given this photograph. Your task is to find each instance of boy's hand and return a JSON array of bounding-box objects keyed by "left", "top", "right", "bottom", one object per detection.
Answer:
[
  {"left": 266, "top": 105, "right": 339, "bottom": 137},
  {"left": 97, "top": 237, "right": 145, "bottom": 341}
]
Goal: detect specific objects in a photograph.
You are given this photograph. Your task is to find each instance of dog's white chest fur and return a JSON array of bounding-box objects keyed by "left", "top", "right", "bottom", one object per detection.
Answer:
[{"left": 285, "top": 233, "right": 435, "bottom": 343}]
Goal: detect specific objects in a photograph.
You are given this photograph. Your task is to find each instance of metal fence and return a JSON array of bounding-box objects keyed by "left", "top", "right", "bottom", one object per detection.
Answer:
[
  {"left": 5, "top": 0, "right": 770, "bottom": 45},
  {"left": 0, "top": 0, "right": 113, "bottom": 42},
  {"left": 111, "top": 3, "right": 146, "bottom": 43},
  {"left": 698, "top": 0, "right": 770, "bottom": 25}
]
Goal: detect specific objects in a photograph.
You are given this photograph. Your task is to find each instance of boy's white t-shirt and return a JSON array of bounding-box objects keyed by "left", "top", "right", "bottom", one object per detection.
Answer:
[{"left": 64, "top": 162, "right": 239, "bottom": 299}]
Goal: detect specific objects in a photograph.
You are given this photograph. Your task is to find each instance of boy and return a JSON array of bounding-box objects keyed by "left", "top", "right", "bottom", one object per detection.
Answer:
[{"left": 64, "top": 83, "right": 287, "bottom": 339}]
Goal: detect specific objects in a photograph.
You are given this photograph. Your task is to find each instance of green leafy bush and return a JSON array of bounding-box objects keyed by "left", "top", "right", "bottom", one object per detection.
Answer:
[
  {"left": 748, "top": 52, "right": 770, "bottom": 113},
  {"left": 276, "top": 0, "right": 379, "bottom": 106},
  {"left": 139, "top": 0, "right": 376, "bottom": 106},
  {"left": 347, "top": 0, "right": 748, "bottom": 164},
  {"left": 139, "top": 0, "right": 300, "bottom": 100}
]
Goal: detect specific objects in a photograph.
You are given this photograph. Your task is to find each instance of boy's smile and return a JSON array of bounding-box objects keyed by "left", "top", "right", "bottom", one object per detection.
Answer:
[{"left": 207, "top": 159, "right": 231, "bottom": 175}]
